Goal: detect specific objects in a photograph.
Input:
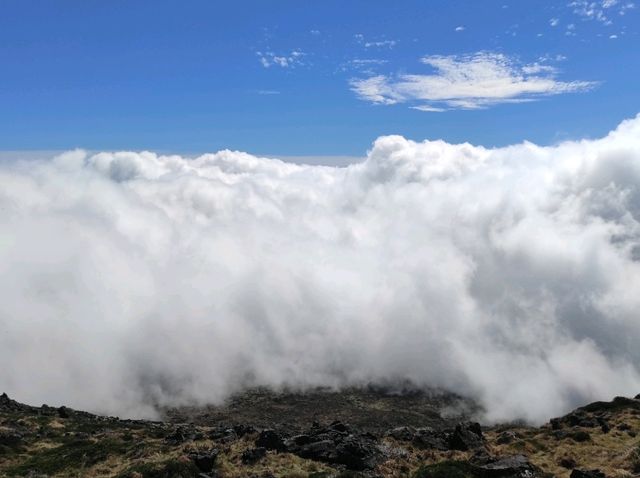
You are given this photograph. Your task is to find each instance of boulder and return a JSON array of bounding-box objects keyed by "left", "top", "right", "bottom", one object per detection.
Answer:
[
  {"left": 189, "top": 449, "right": 219, "bottom": 473},
  {"left": 386, "top": 426, "right": 416, "bottom": 441},
  {"left": 165, "top": 426, "right": 196, "bottom": 445},
  {"left": 208, "top": 426, "right": 238, "bottom": 443},
  {"left": 387, "top": 422, "right": 483, "bottom": 451},
  {"left": 416, "top": 455, "right": 546, "bottom": 478},
  {"left": 286, "top": 421, "right": 380, "bottom": 470},
  {"left": 241, "top": 447, "right": 267, "bottom": 465},
  {"left": 572, "top": 431, "right": 591, "bottom": 442},
  {"left": 448, "top": 422, "right": 483, "bottom": 451},
  {"left": 0, "top": 429, "right": 23, "bottom": 447},
  {"left": 558, "top": 456, "right": 577, "bottom": 469},
  {"left": 496, "top": 431, "right": 517, "bottom": 445},
  {"left": 255, "top": 429, "right": 287, "bottom": 452},
  {"left": 474, "top": 454, "right": 544, "bottom": 478},
  {"left": 413, "top": 427, "right": 449, "bottom": 450},
  {"left": 570, "top": 470, "right": 606, "bottom": 478}
]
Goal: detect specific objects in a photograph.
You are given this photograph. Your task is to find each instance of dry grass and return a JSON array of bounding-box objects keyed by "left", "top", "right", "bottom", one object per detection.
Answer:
[
  {"left": 485, "top": 410, "right": 640, "bottom": 478},
  {"left": 3, "top": 394, "right": 640, "bottom": 478}
]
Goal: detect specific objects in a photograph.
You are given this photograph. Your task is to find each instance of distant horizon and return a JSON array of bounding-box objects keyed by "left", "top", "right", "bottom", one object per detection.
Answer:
[{"left": 1, "top": 110, "right": 637, "bottom": 165}]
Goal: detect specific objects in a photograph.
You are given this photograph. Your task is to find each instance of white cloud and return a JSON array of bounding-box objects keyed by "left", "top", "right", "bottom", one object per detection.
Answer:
[
  {"left": 410, "top": 104, "right": 447, "bottom": 112},
  {"left": 569, "top": 0, "right": 635, "bottom": 23},
  {"left": 455, "top": 26, "right": 465, "bottom": 32},
  {"left": 354, "top": 34, "right": 397, "bottom": 48},
  {"left": 350, "top": 52, "right": 596, "bottom": 112},
  {"left": 365, "top": 40, "right": 396, "bottom": 48},
  {"left": 257, "top": 49, "right": 305, "bottom": 68},
  {"left": 3, "top": 116, "right": 640, "bottom": 424},
  {"left": 550, "top": 17, "right": 560, "bottom": 26},
  {"left": 255, "top": 90, "right": 281, "bottom": 95}
]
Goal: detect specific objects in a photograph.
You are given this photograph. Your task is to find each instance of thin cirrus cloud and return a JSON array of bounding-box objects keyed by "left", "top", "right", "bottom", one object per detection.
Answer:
[
  {"left": 257, "top": 49, "right": 305, "bottom": 68},
  {"left": 354, "top": 34, "right": 397, "bottom": 49},
  {"left": 350, "top": 52, "right": 597, "bottom": 112}
]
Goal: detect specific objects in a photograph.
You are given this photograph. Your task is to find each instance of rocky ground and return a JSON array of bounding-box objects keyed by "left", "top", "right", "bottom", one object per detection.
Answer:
[{"left": 1, "top": 388, "right": 640, "bottom": 478}]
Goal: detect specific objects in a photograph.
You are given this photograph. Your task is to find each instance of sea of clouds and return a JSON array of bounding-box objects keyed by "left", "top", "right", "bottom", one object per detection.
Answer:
[{"left": 2, "top": 115, "right": 640, "bottom": 424}]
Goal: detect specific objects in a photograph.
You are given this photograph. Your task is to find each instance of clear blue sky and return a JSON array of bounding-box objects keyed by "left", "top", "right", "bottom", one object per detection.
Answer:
[{"left": 1, "top": 0, "right": 638, "bottom": 156}]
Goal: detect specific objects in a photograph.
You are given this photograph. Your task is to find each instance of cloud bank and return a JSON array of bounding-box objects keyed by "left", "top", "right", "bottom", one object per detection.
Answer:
[
  {"left": 351, "top": 52, "right": 596, "bottom": 111},
  {"left": 2, "top": 116, "right": 640, "bottom": 423}
]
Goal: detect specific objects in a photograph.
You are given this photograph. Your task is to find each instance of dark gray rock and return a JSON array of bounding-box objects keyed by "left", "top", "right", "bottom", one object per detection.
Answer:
[
  {"left": 558, "top": 456, "right": 577, "bottom": 469},
  {"left": 232, "top": 423, "right": 255, "bottom": 438},
  {"left": 286, "top": 421, "right": 380, "bottom": 470},
  {"left": 255, "top": 429, "right": 287, "bottom": 452},
  {"left": 386, "top": 426, "right": 416, "bottom": 441},
  {"left": 0, "top": 429, "right": 23, "bottom": 447},
  {"left": 496, "top": 431, "right": 517, "bottom": 445},
  {"left": 473, "top": 454, "right": 546, "bottom": 478},
  {"left": 570, "top": 469, "right": 606, "bottom": 478},
  {"left": 413, "top": 427, "right": 449, "bottom": 450},
  {"left": 189, "top": 449, "right": 219, "bottom": 473},
  {"left": 165, "top": 426, "right": 196, "bottom": 445},
  {"left": 241, "top": 447, "right": 266, "bottom": 465},
  {"left": 208, "top": 426, "right": 238, "bottom": 443},
  {"left": 448, "top": 422, "right": 483, "bottom": 451},
  {"left": 572, "top": 430, "right": 591, "bottom": 442}
]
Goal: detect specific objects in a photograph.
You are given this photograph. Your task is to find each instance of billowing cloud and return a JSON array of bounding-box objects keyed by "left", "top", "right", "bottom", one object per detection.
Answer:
[
  {"left": 2, "top": 116, "right": 640, "bottom": 423},
  {"left": 350, "top": 52, "right": 596, "bottom": 111}
]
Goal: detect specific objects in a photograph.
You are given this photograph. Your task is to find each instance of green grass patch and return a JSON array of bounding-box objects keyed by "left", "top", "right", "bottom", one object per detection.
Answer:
[
  {"left": 116, "top": 458, "right": 201, "bottom": 478},
  {"left": 413, "top": 460, "right": 477, "bottom": 478},
  {"left": 5, "top": 438, "right": 132, "bottom": 476}
]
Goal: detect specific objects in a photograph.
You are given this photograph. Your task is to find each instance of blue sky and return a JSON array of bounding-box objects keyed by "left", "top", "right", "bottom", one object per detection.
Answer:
[{"left": 1, "top": 0, "right": 638, "bottom": 156}]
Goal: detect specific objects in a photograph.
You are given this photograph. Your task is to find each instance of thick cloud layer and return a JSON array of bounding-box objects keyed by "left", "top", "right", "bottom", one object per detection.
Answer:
[{"left": 2, "top": 117, "right": 640, "bottom": 423}]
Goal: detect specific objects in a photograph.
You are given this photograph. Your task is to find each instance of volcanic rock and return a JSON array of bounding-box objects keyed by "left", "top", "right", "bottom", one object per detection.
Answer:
[
  {"left": 473, "top": 454, "right": 547, "bottom": 478},
  {"left": 448, "top": 422, "right": 483, "bottom": 450},
  {"left": 286, "top": 421, "right": 380, "bottom": 470},
  {"left": 241, "top": 447, "right": 267, "bottom": 465},
  {"left": 255, "top": 429, "right": 287, "bottom": 452},
  {"left": 570, "top": 470, "right": 606, "bottom": 478},
  {"left": 189, "top": 449, "right": 219, "bottom": 472}
]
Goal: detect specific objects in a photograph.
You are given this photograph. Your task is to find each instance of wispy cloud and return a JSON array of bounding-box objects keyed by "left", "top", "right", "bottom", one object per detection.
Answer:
[
  {"left": 569, "top": 0, "right": 635, "bottom": 24},
  {"left": 350, "top": 52, "right": 597, "bottom": 112},
  {"left": 354, "top": 34, "right": 397, "bottom": 49},
  {"left": 455, "top": 25, "right": 465, "bottom": 32},
  {"left": 257, "top": 49, "right": 305, "bottom": 68}
]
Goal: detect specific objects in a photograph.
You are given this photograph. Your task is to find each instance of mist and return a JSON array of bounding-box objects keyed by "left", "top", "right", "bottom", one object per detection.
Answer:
[{"left": 2, "top": 116, "right": 640, "bottom": 424}]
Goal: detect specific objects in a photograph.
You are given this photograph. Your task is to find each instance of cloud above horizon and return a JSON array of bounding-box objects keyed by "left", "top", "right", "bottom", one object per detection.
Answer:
[
  {"left": 2, "top": 115, "right": 640, "bottom": 424},
  {"left": 350, "top": 52, "right": 597, "bottom": 111}
]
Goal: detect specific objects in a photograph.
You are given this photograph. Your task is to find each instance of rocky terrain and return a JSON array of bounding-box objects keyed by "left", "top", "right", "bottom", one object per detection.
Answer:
[{"left": 1, "top": 388, "right": 640, "bottom": 478}]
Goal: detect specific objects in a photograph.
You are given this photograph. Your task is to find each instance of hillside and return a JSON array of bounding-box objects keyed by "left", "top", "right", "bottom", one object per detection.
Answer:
[{"left": 1, "top": 389, "right": 640, "bottom": 478}]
